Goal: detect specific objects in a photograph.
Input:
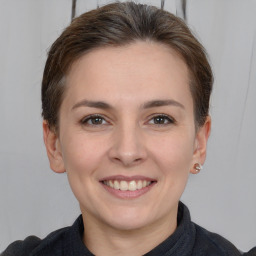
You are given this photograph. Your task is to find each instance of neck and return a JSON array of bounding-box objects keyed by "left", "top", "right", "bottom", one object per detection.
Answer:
[{"left": 81, "top": 207, "right": 178, "bottom": 256}]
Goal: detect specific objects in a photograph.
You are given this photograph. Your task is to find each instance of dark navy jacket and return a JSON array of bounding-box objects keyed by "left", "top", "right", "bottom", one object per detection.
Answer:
[{"left": 2, "top": 203, "right": 256, "bottom": 256}]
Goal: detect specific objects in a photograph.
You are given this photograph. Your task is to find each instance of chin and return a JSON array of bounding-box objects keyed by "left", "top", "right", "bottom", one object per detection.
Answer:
[
  {"left": 106, "top": 216, "right": 151, "bottom": 231},
  {"left": 100, "top": 206, "right": 156, "bottom": 231}
]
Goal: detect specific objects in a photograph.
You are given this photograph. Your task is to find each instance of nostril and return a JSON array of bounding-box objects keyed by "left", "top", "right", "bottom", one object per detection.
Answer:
[
  {"left": 108, "top": 140, "right": 147, "bottom": 166},
  {"left": 112, "top": 156, "right": 143, "bottom": 167}
]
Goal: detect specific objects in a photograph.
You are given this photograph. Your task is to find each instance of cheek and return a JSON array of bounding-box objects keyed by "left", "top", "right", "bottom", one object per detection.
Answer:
[
  {"left": 146, "top": 133, "right": 195, "bottom": 211},
  {"left": 60, "top": 133, "right": 106, "bottom": 174},
  {"left": 149, "top": 131, "right": 195, "bottom": 175},
  {"left": 60, "top": 134, "right": 108, "bottom": 206}
]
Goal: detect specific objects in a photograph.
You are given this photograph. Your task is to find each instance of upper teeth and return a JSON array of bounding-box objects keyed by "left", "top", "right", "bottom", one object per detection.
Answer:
[{"left": 103, "top": 180, "right": 151, "bottom": 191}]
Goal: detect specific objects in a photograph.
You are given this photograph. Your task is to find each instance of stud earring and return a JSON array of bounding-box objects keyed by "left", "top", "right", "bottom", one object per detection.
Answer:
[{"left": 194, "top": 163, "right": 202, "bottom": 173}]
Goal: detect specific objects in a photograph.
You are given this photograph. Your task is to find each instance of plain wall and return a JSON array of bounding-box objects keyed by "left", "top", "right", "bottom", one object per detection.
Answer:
[{"left": 0, "top": 0, "right": 255, "bottom": 252}]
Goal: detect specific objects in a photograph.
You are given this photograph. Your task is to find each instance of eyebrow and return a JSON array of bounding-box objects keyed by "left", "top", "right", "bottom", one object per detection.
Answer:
[
  {"left": 142, "top": 99, "right": 185, "bottom": 109},
  {"left": 72, "top": 100, "right": 113, "bottom": 110},
  {"left": 72, "top": 99, "right": 185, "bottom": 110}
]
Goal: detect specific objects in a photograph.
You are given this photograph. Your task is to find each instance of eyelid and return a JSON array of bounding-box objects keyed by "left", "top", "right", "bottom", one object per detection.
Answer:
[
  {"left": 79, "top": 113, "right": 175, "bottom": 127},
  {"left": 147, "top": 114, "right": 176, "bottom": 125},
  {"left": 80, "top": 114, "right": 109, "bottom": 125}
]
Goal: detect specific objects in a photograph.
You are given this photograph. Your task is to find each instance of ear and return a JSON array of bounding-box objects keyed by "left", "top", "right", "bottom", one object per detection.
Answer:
[
  {"left": 190, "top": 116, "right": 211, "bottom": 174},
  {"left": 43, "top": 120, "right": 65, "bottom": 173}
]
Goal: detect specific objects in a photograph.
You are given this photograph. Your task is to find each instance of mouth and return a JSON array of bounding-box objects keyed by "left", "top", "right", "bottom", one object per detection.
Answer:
[
  {"left": 100, "top": 176, "right": 157, "bottom": 199},
  {"left": 103, "top": 180, "right": 153, "bottom": 191}
]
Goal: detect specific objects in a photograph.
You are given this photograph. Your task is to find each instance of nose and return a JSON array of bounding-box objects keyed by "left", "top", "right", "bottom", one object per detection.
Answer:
[{"left": 108, "top": 123, "right": 147, "bottom": 167}]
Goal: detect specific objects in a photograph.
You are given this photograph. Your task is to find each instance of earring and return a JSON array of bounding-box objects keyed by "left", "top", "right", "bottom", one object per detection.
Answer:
[{"left": 194, "top": 163, "right": 202, "bottom": 173}]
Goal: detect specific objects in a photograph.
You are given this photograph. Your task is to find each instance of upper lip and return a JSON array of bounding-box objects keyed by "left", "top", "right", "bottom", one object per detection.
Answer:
[{"left": 100, "top": 175, "right": 157, "bottom": 182}]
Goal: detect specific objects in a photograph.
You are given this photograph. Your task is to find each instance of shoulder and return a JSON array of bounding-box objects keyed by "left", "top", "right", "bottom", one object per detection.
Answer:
[
  {"left": 193, "top": 223, "right": 255, "bottom": 256},
  {"left": 1, "top": 226, "right": 70, "bottom": 256},
  {"left": 1, "top": 236, "right": 41, "bottom": 256}
]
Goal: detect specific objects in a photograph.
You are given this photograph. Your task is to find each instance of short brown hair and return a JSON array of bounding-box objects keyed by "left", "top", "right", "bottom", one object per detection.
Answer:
[{"left": 42, "top": 1, "right": 213, "bottom": 131}]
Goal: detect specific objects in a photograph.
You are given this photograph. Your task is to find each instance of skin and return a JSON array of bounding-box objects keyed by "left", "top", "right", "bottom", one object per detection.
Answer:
[{"left": 43, "top": 41, "right": 211, "bottom": 256}]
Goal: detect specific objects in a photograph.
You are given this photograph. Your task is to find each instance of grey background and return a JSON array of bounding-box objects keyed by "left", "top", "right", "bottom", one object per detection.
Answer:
[{"left": 0, "top": 0, "right": 255, "bottom": 252}]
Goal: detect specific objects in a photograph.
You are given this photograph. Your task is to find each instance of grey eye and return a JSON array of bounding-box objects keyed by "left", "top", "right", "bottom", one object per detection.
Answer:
[
  {"left": 82, "top": 115, "right": 107, "bottom": 125},
  {"left": 149, "top": 115, "right": 174, "bottom": 125},
  {"left": 89, "top": 117, "right": 104, "bottom": 125}
]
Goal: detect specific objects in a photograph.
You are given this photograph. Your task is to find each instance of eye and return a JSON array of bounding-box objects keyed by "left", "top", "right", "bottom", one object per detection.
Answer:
[
  {"left": 148, "top": 114, "right": 175, "bottom": 125},
  {"left": 81, "top": 115, "right": 108, "bottom": 126}
]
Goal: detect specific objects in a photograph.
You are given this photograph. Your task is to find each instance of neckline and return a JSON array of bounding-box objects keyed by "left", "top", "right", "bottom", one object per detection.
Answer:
[{"left": 66, "top": 202, "right": 195, "bottom": 256}]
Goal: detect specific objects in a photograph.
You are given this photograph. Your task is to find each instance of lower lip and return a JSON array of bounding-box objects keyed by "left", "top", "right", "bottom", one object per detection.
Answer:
[{"left": 101, "top": 182, "right": 156, "bottom": 199}]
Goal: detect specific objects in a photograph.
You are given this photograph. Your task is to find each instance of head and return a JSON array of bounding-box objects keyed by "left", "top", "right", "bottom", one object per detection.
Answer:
[
  {"left": 42, "top": 1, "right": 213, "bottom": 132},
  {"left": 42, "top": 1, "right": 212, "bottom": 235}
]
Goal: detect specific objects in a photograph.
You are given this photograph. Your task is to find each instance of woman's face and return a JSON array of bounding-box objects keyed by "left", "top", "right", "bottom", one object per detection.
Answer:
[{"left": 44, "top": 41, "right": 210, "bottom": 231}]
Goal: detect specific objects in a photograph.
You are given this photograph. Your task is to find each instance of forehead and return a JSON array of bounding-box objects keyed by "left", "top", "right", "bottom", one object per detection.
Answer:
[{"left": 64, "top": 41, "right": 192, "bottom": 107}]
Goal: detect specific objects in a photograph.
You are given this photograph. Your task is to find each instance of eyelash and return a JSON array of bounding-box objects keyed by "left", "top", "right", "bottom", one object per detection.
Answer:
[
  {"left": 80, "top": 114, "right": 175, "bottom": 126},
  {"left": 148, "top": 114, "right": 175, "bottom": 125},
  {"left": 81, "top": 114, "right": 108, "bottom": 126}
]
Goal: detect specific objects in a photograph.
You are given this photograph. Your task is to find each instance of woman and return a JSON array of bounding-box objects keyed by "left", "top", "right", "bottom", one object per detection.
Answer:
[{"left": 2, "top": 2, "right": 255, "bottom": 256}]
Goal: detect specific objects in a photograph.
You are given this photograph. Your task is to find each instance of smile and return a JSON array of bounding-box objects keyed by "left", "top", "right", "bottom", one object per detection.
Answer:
[
  {"left": 100, "top": 175, "right": 157, "bottom": 199},
  {"left": 103, "top": 180, "right": 152, "bottom": 191}
]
